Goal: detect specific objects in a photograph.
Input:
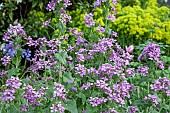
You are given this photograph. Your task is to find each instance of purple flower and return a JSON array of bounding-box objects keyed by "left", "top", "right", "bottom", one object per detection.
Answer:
[
  {"left": 81, "top": 82, "right": 92, "bottom": 90},
  {"left": 75, "top": 64, "right": 87, "bottom": 76},
  {"left": 156, "top": 60, "right": 164, "bottom": 70},
  {"left": 84, "top": 13, "right": 95, "bottom": 27},
  {"left": 50, "top": 101, "right": 65, "bottom": 113},
  {"left": 96, "top": 26, "right": 105, "bottom": 33},
  {"left": 144, "top": 94, "right": 159, "bottom": 107},
  {"left": 0, "top": 70, "right": 8, "bottom": 78},
  {"left": 89, "top": 97, "right": 107, "bottom": 106},
  {"left": 42, "top": 19, "right": 51, "bottom": 27},
  {"left": 111, "top": 31, "right": 118, "bottom": 37},
  {"left": 1, "top": 55, "right": 11, "bottom": 66},
  {"left": 0, "top": 88, "right": 15, "bottom": 104},
  {"left": 150, "top": 77, "right": 170, "bottom": 96},
  {"left": 6, "top": 76, "right": 22, "bottom": 89},
  {"left": 46, "top": 0, "right": 56, "bottom": 11},
  {"left": 128, "top": 106, "right": 138, "bottom": 113},
  {"left": 53, "top": 82, "right": 66, "bottom": 100},
  {"left": 138, "top": 42, "right": 160, "bottom": 61},
  {"left": 126, "top": 68, "right": 135, "bottom": 77},
  {"left": 22, "top": 49, "right": 31, "bottom": 60},
  {"left": 64, "top": 0, "right": 72, "bottom": 7},
  {"left": 137, "top": 66, "right": 149, "bottom": 76},
  {"left": 20, "top": 105, "right": 28, "bottom": 112},
  {"left": 112, "top": 0, "right": 118, "bottom": 5},
  {"left": 107, "top": 14, "right": 116, "bottom": 21},
  {"left": 110, "top": 108, "right": 119, "bottom": 113},
  {"left": 3, "top": 43, "right": 16, "bottom": 57}
]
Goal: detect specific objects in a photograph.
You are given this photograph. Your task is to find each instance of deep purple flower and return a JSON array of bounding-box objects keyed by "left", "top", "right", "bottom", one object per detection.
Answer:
[
  {"left": 3, "top": 43, "right": 16, "bottom": 57},
  {"left": 137, "top": 66, "right": 149, "bottom": 76},
  {"left": 138, "top": 42, "right": 160, "bottom": 61},
  {"left": 0, "top": 70, "right": 8, "bottom": 78},
  {"left": 20, "top": 105, "right": 29, "bottom": 112},
  {"left": 22, "top": 49, "right": 31, "bottom": 60},
  {"left": 156, "top": 60, "right": 164, "bottom": 70},
  {"left": 128, "top": 106, "right": 138, "bottom": 113}
]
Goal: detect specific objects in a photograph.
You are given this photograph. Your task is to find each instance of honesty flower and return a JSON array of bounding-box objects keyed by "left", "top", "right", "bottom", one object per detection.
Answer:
[{"left": 126, "top": 45, "right": 134, "bottom": 53}]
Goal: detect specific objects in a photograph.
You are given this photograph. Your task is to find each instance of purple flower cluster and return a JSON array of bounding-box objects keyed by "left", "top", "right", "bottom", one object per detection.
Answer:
[
  {"left": 3, "top": 23, "right": 26, "bottom": 41},
  {"left": 137, "top": 66, "right": 149, "bottom": 76},
  {"left": 75, "top": 64, "right": 87, "bottom": 77},
  {"left": 110, "top": 108, "right": 119, "bottom": 113},
  {"left": 22, "top": 49, "right": 31, "bottom": 60},
  {"left": 126, "top": 68, "right": 135, "bottom": 77},
  {"left": 94, "top": 0, "right": 107, "bottom": 8},
  {"left": 23, "top": 84, "right": 44, "bottom": 106},
  {"left": 84, "top": 13, "right": 95, "bottom": 27},
  {"left": 81, "top": 82, "right": 92, "bottom": 90},
  {"left": 107, "top": 14, "right": 116, "bottom": 21},
  {"left": 128, "top": 106, "right": 139, "bottom": 113},
  {"left": 109, "top": 80, "right": 134, "bottom": 105},
  {"left": 0, "top": 77, "right": 22, "bottom": 104},
  {"left": 89, "top": 97, "right": 108, "bottom": 106},
  {"left": 53, "top": 82, "right": 66, "bottom": 100},
  {"left": 96, "top": 26, "right": 105, "bottom": 33},
  {"left": 150, "top": 77, "right": 170, "bottom": 96},
  {"left": 3, "top": 43, "right": 16, "bottom": 57},
  {"left": 59, "top": 8, "right": 71, "bottom": 23},
  {"left": 143, "top": 94, "right": 159, "bottom": 107},
  {"left": 50, "top": 101, "right": 65, "bottom": 113},
  {"left": 138, "top": 42, "right": 161, "bottom": 61}
]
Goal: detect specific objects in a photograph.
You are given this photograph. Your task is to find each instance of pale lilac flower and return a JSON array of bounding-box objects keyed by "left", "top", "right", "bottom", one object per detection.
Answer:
[
  {"left": 156, "top": 60, "right": 164, "bottom": 70},
  {"left": 111, "top": 31, "right": 118, "bottom": 37},
  {"left": 126, "top": 68, "right": 135, "bottom": 77},
  {"left": 89, "top": 97, "right": 107, "bottom": 106},
  {"left": 6, "top": 76, "right": 22, "bottom": 89},
  {"left": 46, "top": 0, "right": 56, "bottom": 11},
  {"left": 126, "top": 45, "right": 134, "bottom": 53},
  {"left": 0, "top": 70, "right": 8, "bottom": 78},
  {"left": 1, "top": 55, "right": 11, "bottom": 66},
  {"left": 81, "top": 82, "right": 92, "bottom": 90},
  {"left": 107, "top": 14, "right": 116, "bottom": 21},
  {"left": 84, "top": 13, "right": 95, "bottom": 27},
  {"left": 50, "top": 101, "right": 65, "bottom": 113},
  {"left": 96, "top": 26, "right": 105, "bottom": 33},
  {"left": 150, "top": 77, "right": 170, "bottom": 96},
  {"left": 75, "top": 64, "right": 87, "bottom": 76},
  {"left": 144, "top": 94, "right": 159, "bottom": 107},
  {"left": 53, "top": 82, "right": 66, "bottom": 100},
  {"left": 0, "top": 88, "right": 15, "bottom": 104},
  {"left": 43, "top": 19, "right": 51, "bottom": 27}
]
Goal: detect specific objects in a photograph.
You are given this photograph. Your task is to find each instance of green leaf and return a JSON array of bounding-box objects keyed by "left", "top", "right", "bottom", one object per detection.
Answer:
[
  {"left": 76, "top": 93, "right": 86, "bottom": 104},
  {"left": 54, "top": 52, "right": 67, "bottom": 66},
  {"left": 8, "top": 68, "right": 20, "bottom": 78},
  {"left": 64, "top": 100, "right": 78, "bottom": 113},
  {"left": 9, "top": 11, "right": 13, "bottom": 21},
  {"left": 39, "top": 2, "right": 43, "bottom": 10},
  {"left": 86, "top": 104, "right": 98, "bottom": 113},
  {"left": 32, "top": 0, "right": 38, "bottom": 8}
]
